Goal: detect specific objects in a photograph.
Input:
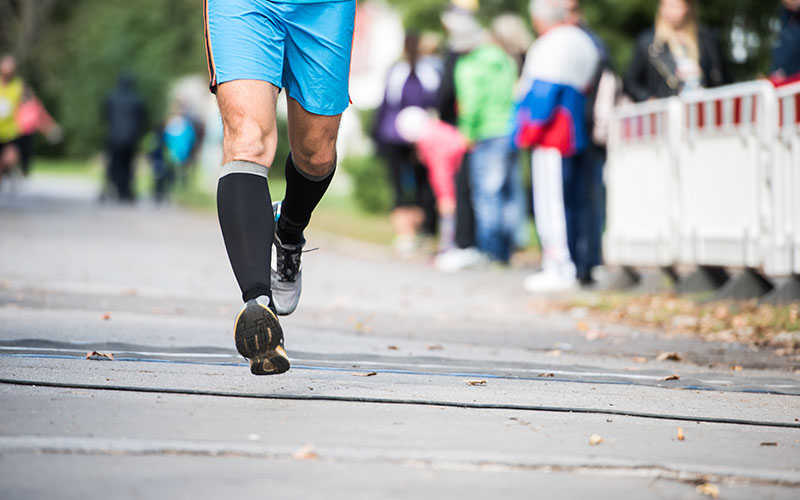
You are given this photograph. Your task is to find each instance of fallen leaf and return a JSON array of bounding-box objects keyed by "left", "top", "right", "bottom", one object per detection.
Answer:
[
  {"left": 631, "top": 356, "right": 648, "bottom": 364},
  {"left": 589, "top": 434, "right": 604, "bottom": 445},
  {"left": 760, "top": 442, "right": 778, "bottom": 446},
  {"left": 585, "top": 329, "right": 607, "bottom": 341},
  {"left": 546, "top": 349, "right": 562, "bottom": 357},
  {"left": 425, "top": 344, "right": 444, "bottom": 350},
  {"left": 86, "top": 351, "right": 113, "bottom": 361},
  {"left": 677, "top": 427, "right": 685, "bottom": 441},
  {"left": 660, "top": 374, "right": 680, "bottom": 381},
  {"left": 386, "top": 345, "right": 399, "bottom": 351},
  {"left": 292, "top": 444, "right": 318, "bottom": 461},
  {"left": 656, "top": 352, "right": 682, "bottom": 362},
  {"left": 731, "top": 365, "right": 743, "bottom": 372},
  {"left": 576, "top": 321, "right": 590, "bottom": 332},
  {"left": 465, "top": 380, "right": 487, "bottom": 386},
  {"left": 538, "top": 373, "right": 555, "bottom": 378},
  {"left": 351, "top": 372, "right": 377, "bottom": 377},
  {"left": 696, "top": 483, "right": 720, "bottom": 498},
  {"left": 101, "top": 313, "right": 111, "bottom": 321}
]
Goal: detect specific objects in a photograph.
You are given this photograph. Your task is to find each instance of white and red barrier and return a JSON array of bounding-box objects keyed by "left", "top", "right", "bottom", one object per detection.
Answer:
[
  {"left": 766, "top": 82, "right": 800, "bottom": 276},
  {"left": 677, "top": 81, "right": 776, "bottom": 269},
  {"left": 605, "top": 98, "right": 682, "bottom": 267},
  {"left": 605, "top": 80, "right": 800, "bottom": 277}
]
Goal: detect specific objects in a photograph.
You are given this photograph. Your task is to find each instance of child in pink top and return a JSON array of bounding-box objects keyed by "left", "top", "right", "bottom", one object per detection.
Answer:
[{"left": 396, "top": 106, "right": 468, "bottom": 251}]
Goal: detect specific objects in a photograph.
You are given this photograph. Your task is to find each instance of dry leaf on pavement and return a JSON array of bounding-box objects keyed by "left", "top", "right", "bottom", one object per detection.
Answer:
[
  {"left": 631, "top": 356, "right": 648, "bottom": 364},
  {"left": 386, "top": 345, "right": 399, "bottom": 351},
  {"left": 656, "top": 352, "right": 682, "bottom": 362},
  {"left": 101, "top": 313, "right": 111, "bottom": 320},
  {"left": 677, "top": 427, "right": 685, "bottom": 441},
  {"left": 660, "top": 374, "right": 680, "bottom": 381},
  {"left": 696, "top": 483, "right": 720, "bottom": 498},
  {"left": 465, "top": 380, "right": 486, "bottom": 386},
  {"left": 538, "top": 373, "right": 555, "bottom": 378},
  {"left": 351, "top": 372, "right": 377, "bottom": 377},
  {"left": 425, "top": 344, "right": 444, "bottom": 350},
  {"left": 86, "top": 351, "right": 114, "bottom": 361},
  {"left": 731, "top": 365, "right": 743, "bottom": 372},
  {"left": 589, "top": 434, "right": 604, "bottom": 445},
  {"left": 760, "top": 442, "right": 778, "bottom": 446},
  {"left": 292, "top": 444, "right": 318, "bottom": 461},
  {"left": 585, "top": 329, "right": 607, "bottom": 341}
]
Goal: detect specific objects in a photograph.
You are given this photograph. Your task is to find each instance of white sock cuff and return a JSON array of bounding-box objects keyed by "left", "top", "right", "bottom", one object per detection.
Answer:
[{"left": 219, "top": 160, "right": 269, "bottom": 180}]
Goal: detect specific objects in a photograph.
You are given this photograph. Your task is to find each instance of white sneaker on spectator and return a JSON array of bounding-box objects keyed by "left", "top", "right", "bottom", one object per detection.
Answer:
[
  {"left": 523, "top": 270, "right": 577, "bottom": 293},
  {"left": 434, "top": 247, "right": 487, "bottom": 273}
]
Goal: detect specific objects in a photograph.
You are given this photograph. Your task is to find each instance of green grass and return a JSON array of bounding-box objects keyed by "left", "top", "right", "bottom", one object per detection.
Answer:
[
  {"left": 30, "top": 157, "right": 395, "bottom": 245},
  {"left": 31, "top": 158, "right": 103, "bottom": 181}
]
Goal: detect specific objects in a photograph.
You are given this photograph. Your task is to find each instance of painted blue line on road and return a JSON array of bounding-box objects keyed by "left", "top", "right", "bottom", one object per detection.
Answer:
[{"left": 1, "top": 352, "right": 796, "bottom": 396}]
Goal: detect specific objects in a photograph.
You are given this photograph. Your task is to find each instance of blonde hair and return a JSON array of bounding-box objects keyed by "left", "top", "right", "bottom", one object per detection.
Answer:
[
  {"left": 654, "top": 0, "right": 699, "bottom": 62},
  {"left": 491, "top": 13, "right": 533, "bottom": 57}
]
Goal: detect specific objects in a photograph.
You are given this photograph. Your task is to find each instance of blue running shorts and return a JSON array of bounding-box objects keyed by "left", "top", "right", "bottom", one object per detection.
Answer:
[{"left": 204, "top": 0, "right": 355, "bottom": 116}]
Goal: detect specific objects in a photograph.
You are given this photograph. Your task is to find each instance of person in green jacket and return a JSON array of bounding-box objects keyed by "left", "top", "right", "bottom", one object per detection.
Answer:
[{"left": 454, "top": 32, "right": 519, "bottom": 263}]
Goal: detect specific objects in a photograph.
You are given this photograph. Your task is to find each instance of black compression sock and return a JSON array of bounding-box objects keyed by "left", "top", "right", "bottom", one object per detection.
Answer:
[
  {"left": 217, "top": 161, "right": 274, "bottom": 304},
  {"left": 277, "top": 152, "right": 335, "bottom": 246}
]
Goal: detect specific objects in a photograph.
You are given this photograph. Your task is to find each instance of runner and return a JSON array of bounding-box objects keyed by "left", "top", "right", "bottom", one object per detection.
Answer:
[{"left": 204, "top": 0, "right": 355, "bottom": 375}]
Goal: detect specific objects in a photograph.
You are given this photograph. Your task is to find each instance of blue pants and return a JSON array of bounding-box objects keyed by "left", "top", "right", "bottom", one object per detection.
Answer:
[{"left": 468, "top": 136, "right": 517, "bottom": 262}]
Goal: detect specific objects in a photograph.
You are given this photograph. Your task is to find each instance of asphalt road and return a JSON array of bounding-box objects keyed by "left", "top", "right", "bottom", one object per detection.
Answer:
[{"left": 0, "top": 176, "right": 798, "bottom": 499}]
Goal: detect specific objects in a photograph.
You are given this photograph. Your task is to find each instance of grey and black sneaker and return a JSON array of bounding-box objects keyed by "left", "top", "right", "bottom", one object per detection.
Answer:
[
  {"left": 234, "top": 295, "right": 290, "bottom": 375},
  {"left": 271, "top": 201, "right": 304, "bottom": 316}
]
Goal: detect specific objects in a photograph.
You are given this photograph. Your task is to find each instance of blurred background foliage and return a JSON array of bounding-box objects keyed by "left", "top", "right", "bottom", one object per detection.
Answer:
[
  {"left": 0, "top": 0, "right": 786, "bottom": 158},
  {"left": 391, "top": 0, "right": 781, "bottom": 81},
  {"left": 0, "top": 0, "right": 206, "bottom": 157}
]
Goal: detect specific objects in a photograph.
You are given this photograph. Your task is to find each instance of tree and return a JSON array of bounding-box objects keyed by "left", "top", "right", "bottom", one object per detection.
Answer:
[{"left": 1, "top": 0, "right": 206, "bottom": 156}]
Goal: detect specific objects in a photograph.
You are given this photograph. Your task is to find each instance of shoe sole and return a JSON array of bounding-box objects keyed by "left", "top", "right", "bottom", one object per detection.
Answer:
[{"left": 234, "top": 300, "right": 290, "bottom": 375}]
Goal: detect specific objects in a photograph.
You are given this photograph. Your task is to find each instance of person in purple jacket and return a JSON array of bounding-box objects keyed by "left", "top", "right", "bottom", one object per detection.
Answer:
[{"left": 372, "top": 31, "right": 441, "bottom": 255}]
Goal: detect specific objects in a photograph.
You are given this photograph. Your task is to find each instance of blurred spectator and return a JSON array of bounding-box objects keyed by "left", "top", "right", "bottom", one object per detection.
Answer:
[
  {"left": 514, "top": 0, "right": 600, "bottom": 291},
  {"left": 452, "top": 15, "right": 518, "bottom": 265},
  {"left": 396, "top": 106, "right": 468, "bottom": 252},
  {"left": 163, "top": 103, "right": 197, "bottom": 184},
  {"left": 0, "top": 54, "right": 23, "bottom": 177},
  {"left": 372, "top": 31, "right": 441, "bottom": 255},
  {"left": 104, "top": 73, "right": 146, "bottom": 203},
  {"left": 568, "top": 0, "right": 619, "bottom": 285},
  {"left": 624, "top": 0, "right": 727, "bottom": 102},
  {"left": 437, "top": 4, "right": 481, "bottom": 268},
  {"left": 147, "top": 122, "right": 170, "bottom": 203},
  {"left": 490, "top": 12, "right": 534, "bottom": 252},
  {"left": 771, "top": 0, "right": 800, "bottom": 81},
  {"left": 15, "top": 86, "right": 63, "bottom": 177}
]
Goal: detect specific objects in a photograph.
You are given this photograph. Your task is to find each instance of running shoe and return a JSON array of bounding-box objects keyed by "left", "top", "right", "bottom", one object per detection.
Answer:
[
  {"left": 234, "top": 295, "right": 290, "bottom": 375},
  {"left": 271, "top": 201, "right": 304, "bottom": 316}
]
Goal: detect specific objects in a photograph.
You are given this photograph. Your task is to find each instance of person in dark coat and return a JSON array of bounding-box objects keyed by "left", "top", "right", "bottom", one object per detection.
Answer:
[
  {"left": 624, "top": 0, "right": 728, "bottom": 102},
  {"left": 104, "top": 73, "right": 145, "bottom": 202},
  {"left": 771, "top": 0, "right": 800, "bottom": 81}
]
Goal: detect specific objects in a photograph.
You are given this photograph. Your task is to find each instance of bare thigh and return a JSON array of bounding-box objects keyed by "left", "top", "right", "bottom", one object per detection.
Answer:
[
  {"left": 216, "top": 80, "right": 280, "bottom": 167},
  {"left": 287, "top": 96, "right": 341, "bottom": 178}
]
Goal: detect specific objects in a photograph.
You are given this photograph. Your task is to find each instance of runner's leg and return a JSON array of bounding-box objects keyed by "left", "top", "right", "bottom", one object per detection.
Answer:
[
  {"left": 276, "top": 97, "right": 340, "bottom": 245},
  {"left": 216, "top": 80, "right": 280, "bottom": 303}
]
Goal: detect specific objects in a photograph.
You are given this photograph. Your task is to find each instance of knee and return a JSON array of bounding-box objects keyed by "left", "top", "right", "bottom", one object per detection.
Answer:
[
  {"left": 291, "top": 144, "right": 336, "bottom": 178},
  {"left": 223, "top": 116, "right": 277, "bottom": 166}
]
